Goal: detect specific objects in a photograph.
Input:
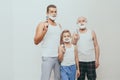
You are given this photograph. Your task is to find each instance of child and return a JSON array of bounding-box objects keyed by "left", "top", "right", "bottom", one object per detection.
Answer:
[{"left": 58, "top": 30, "right": 80, "bottom": 80}]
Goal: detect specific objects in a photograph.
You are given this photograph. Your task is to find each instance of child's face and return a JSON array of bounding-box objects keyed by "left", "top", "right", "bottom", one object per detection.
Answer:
[{"left": 62, "top": 32, "right": 71, "bottom": 43}]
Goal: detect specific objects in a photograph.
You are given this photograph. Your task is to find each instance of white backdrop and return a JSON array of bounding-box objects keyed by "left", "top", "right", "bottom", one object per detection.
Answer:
[
  {"left": 0, "top": 0, "right": 120, "bottom": 80},
  {"left": 0, "top": 0, "right": 13, "bottom": 80}
]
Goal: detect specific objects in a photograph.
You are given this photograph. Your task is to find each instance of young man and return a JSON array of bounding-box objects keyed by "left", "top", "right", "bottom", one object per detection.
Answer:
[
  {"left": 34, "top": 4, "right": 62, "bottom": 80},
  {"left": 73, "top": 17, "right": 100, "bottom": 80}
]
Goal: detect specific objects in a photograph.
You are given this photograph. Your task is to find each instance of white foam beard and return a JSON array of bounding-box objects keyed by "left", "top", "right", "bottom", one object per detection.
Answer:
[
  {"left": 63, "top": 38, "right": 71, "bottom": 43},
  {"left": 48, "top": 15, "right": 56, "bottom": 21},
  {"left": 78, "top": 23, "right": 86, "bottom": 29}
]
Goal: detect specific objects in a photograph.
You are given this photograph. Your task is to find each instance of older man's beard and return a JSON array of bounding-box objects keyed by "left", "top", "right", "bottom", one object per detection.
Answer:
[{"left": 78, "top": 23, "right": 86, "bottom": 29}]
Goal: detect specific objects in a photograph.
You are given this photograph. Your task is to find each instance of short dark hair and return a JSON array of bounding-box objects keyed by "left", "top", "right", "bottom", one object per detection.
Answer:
[{"left": 47, "top": 4, "right": 56, "bottom": 13}]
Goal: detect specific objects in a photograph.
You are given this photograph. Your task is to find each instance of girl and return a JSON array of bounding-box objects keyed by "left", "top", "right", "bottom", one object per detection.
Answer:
[{"left": 58, "top": 30, "right": 80, "bottom": 80}]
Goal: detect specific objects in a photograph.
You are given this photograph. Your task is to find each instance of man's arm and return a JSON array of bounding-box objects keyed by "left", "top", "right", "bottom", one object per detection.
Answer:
[
  {"left": 74, "top": 45, "right": 80, "bottom": 77},
  {"left": 92, "top": 31, "right": 100, "bottom": 68},
  {"left": 74, "top": 45, "right": 79, "bottom": 70},
  {"left": 34, "top": 22, "right": 48, "bottom": 45}
]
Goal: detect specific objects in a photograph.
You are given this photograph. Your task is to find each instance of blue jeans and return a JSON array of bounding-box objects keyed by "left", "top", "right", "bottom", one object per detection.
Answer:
[{"left": 60, "top": 65, "right": 76, "bottom": 80}]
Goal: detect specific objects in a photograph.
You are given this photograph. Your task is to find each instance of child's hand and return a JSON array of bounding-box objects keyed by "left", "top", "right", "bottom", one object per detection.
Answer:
[
  {"left": 62, "top": 45, "right": 66, "bottom": 54},
  {"left": 76, "top": 70, "right": 80, "bottom": 78}
]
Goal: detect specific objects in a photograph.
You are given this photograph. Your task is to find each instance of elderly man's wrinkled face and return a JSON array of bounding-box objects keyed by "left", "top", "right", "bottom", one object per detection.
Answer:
[
  {"left": 77, "top": 17, "right": 87, "bottom": 29},
  {"left": 78, "top": 17, "right": 86, "bottom": 24}
]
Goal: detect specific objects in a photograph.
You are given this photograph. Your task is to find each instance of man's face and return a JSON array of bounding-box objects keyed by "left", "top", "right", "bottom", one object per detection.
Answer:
[
  {"left": 78, "top": 17, "right": 86, "bottom": 25},
  {"left": 77, "top": 17, "right": 87, "bottom": 29},
  {"left": 47, "top": 7, "right": 57, "bottom": 17}
]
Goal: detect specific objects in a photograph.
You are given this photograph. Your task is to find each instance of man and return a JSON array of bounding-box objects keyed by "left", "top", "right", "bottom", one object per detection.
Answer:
[
  {"left": 73, "top": 16, "right": 100, "bottom": 80},
  {"left": 34, "top": 4, "right": 61, "bottom": 80}
]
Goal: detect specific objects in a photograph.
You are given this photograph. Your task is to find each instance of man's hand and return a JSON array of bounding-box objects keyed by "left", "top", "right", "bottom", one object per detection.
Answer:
[
  {"left": 95, "top": 60, "right": 99, "bottom": 68},
  {"left": 72, "top": 33, "right": 80, "bottom": 45},
  {"left": 76, "top": 70, "right": 80, "bottom": 78},
  {"left": 43, "top": 22, "right": 49, "bottom": 32},
  {"left": 74, "top": 33, "right": 80, "bottom": 41}
]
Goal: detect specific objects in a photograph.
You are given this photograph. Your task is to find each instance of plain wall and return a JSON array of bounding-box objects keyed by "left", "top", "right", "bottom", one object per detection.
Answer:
[
  {"left": 0, "top": 0, "right": 13, "bottom": 80},
  {"left": 0, "top": 0, "right": 120, "bottom": 80}
]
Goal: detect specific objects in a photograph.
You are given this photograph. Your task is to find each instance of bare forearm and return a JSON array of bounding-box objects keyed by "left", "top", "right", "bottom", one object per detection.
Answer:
[
  {"left": 75, "top": 58, "right": 79, "bottom": 70},
  {"left": 34, "top": 32, "right": 46, "bottom": 45},
  {"left": 95, "top": 45, "right": 100, "bottom": 61}
]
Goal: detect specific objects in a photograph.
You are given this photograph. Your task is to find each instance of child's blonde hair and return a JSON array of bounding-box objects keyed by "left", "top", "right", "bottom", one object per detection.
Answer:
[{"left": 60, "top": 30, "right": 71, "bottom": 45}]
